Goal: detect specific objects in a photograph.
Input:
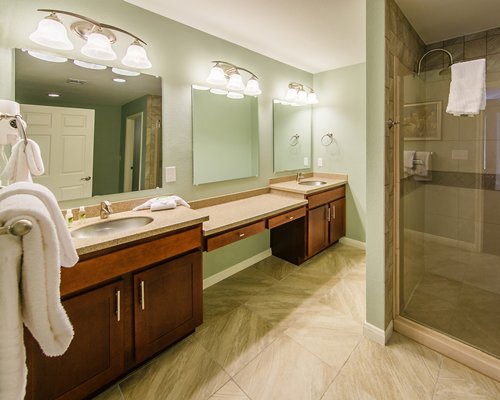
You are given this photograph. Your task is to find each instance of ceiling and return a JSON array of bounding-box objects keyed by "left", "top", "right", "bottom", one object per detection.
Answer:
[
  {"left": 124, "top": 0, "right": 366, "bottom": 74},
  {"left": 395, "top": 0, "right": 500, "bottom": 44}
]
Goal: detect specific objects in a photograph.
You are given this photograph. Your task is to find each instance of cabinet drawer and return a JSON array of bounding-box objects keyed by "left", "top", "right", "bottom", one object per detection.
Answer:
[
  {"left": 267, "top": 206, "right": 306, "bottom": 229},
  {"left": 206, "top": 220, "right": 265, "bottom": 251},
  {"left": 307, "top": 186, "right": 345, "bottom": 209},
  {"left": 62, "top": 226, "right": 202, "bottom": 297}
]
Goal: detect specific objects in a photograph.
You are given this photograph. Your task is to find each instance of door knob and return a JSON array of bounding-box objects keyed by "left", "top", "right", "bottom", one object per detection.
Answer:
[
  {"left": 387, "top": 119, "right": 400, "bottom": 129},
  {"left": 80, "top": 176, "right": 91, "bottom": 181}
]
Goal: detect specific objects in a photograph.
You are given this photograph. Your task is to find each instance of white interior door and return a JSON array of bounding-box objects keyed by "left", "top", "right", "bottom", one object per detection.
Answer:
[{"left": 21, "top": 104, "right": 95, "bottom": 201}]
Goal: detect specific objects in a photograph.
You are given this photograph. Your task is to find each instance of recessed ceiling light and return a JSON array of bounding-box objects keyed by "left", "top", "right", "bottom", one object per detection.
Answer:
[
  {"left": 112, "top": 67, "right": 140, "bottom": 76},
  {"left": 27, "top": 50, "right": 67, "bottom": 63},
  {"left": 48, "top": 93, "right": 60, "bottom": 97},
  {"left": 192, "top": 85, "right": 210, "bottom": 91},
  {"left": 113, "top": 78, "right": 126, "bottom": 83},
  {"left": 74, "top": 59, "right": 107, "bottom": 70}
]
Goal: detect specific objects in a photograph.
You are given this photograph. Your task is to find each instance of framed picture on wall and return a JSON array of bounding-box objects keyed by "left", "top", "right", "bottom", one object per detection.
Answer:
[{"left": 403, "top": 101, "right": 442, "bottom": 140}]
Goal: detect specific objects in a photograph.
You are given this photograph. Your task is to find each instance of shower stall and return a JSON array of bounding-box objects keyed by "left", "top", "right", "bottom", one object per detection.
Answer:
[{"left": 395, "top": 39, "right": 500, "bottom": 363}]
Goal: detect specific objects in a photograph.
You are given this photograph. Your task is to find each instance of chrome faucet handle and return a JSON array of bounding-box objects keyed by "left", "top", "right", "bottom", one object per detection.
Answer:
[
  {"left": 100, "top": 200, "right": 113, "bottom": 219},
  {"left": 296, "top": 172, "right": 304, "bottom": 182}
]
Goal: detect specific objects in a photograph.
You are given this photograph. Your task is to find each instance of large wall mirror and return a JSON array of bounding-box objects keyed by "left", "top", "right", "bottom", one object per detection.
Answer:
[
  {"left": 273, "top": 101, "right": 312, "bottom": 172},
  {"left": 14, "top": 49, "right": 162, "bottom": 201},
  {"left": 192, "top": 87, "right": 259, "bottom": 185}
]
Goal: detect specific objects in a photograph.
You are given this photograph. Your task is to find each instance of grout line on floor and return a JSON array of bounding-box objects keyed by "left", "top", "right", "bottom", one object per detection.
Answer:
[{"left": 431, "top": 356, "right": 444, "bottom": 400}]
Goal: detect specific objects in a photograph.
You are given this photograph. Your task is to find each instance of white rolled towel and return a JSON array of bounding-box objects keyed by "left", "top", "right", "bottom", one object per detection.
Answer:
[
  {"left": 1, "top": 139, "right": 44, "bottom": 183},
  {"left": 133, "top": 195, "right": 190, "bottom": 211}
]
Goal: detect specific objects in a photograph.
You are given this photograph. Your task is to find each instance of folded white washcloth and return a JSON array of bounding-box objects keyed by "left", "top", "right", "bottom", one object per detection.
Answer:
[
  {"left": 0, "top": 182, "right": 78, "bottom": 267},
  {"left": 0, "top": 194, "right": 75, "bottom": 400},
  {"left": 446, "top": 59, "right": 486, "bottom": 116},
  {"left": 133, "top": 195, "right": 190, "bottom": 212},
  {"left": 1, "top": 139, "right": 45, "bottom": 183}
]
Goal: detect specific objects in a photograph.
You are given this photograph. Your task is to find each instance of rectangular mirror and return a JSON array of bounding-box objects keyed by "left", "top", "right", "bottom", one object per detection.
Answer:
[
  {"left": 192, "top": 87, "right": 259, "bottom": 185},
  {"left": 273, "top": 101, "right": 312, "bottom": 172},
  {"left": 14, "top": 49, "right": 162, "bottom": 201}
]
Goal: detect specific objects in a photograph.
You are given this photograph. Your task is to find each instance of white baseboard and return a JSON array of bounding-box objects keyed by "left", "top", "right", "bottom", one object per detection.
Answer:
[
  {"left": 203, "top": 249, "right": 272, "bottom": 290},
  {"left": 339, "top": 236, "right": 366, "bottom": 250},
  {"left": 363, "top": 320, "right": 394, "bottom": 345}
]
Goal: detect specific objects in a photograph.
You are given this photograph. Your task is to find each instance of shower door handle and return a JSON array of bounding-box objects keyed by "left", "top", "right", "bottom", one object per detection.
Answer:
[{"left": 387, "top": 119, "right": 400, "bottom": 129}]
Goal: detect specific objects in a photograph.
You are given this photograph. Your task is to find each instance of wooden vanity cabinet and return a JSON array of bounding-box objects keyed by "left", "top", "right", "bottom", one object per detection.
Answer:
[
  {"left": 25, "top": 226, "right": 203, "bottom": 400},
  {"left": 25, "top": 280, "right": 125, "bottom": 400}
]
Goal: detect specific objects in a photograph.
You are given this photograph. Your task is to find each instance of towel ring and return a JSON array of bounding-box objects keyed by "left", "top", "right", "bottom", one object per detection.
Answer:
[
  {"left": 321, "top": 133, "right": 334, "bottom": 146},
  {"left": 0, "top": 219, "right": 32, "bottom": 237},
  {"left": 289, "top": 134, "right": 300, "bottom": 146},
  {"left": 0, "top": 113, "right": 28, "bottom": 145}
]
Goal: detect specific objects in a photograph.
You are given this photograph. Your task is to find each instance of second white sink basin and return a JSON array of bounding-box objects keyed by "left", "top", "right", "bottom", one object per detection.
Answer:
[
  {"left": 298, "top": 180, "right": 327, "bottom": 186},
  {"left": 71, "top": 216, "right": 154, "bottom": 239}
]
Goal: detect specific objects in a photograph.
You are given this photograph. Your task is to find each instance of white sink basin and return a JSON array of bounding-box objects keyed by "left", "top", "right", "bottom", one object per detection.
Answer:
[
  {"left": 298, "top": 180, "right": 327, "bottom": 186},
  {"left": 71, "top": 216, "right": 154, "bottom": 239}
]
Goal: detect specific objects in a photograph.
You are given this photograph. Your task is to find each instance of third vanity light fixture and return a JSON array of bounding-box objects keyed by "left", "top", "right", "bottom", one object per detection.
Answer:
[
  {"left": 206, "top": 61, "right": 261, "bottom": 99},
  {"left": 282, "top": 82, "right": 319, "bottom": 105},
  {"left": 29, "top": 9, "right": 152, "bottom": 69}
]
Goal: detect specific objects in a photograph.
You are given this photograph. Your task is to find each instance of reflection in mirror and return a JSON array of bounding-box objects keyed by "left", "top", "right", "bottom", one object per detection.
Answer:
[
  {"left": 192, "top": 87, "right": 259, "bottom": 185},
  {"left": 273, "top": 101, "right": 311, "bottom": 172},
  {"left": 14, "top": 49, "right": 162, "bottom": 201}
]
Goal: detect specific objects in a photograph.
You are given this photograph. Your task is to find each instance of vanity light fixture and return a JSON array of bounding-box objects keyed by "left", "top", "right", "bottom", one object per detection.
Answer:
[
  {"left": 284, "top": 82, "right": 319, "bottom": 105},
  {"left": 30, "top": 9, "right": 152, "bottom": 69},
  {"left": 206, "top": 61, "right": 261, "bottom": 99},
  {"left": 26, "top": 49, "right": 67, "bottom": 63}
]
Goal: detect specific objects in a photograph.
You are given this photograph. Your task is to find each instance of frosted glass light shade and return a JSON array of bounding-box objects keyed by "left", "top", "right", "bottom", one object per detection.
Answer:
[
  {"left": 81, "top": 32, "right": 117, "bottom": 60},
  {"left": 227, "top": 91, "right": 244, "bottom": 99},
  {"left": 207, "top": 66, "right": 227, "bottom": 85},
  {"left": 29, "top": 16, "right": 74, "bottom": 50},
  {"left": 28, "top": 50, "right": 67, "bottom": 63},
  {"left": 112, "top": 67, "right": 140, "bottom": 76},
  {"left": 122, "top": 42, "right": 152, "bottom": 69},
  {"left": 297, "top": 89, "right": 308, "bottom": 104},
  {"left": 307, "top": 92, "right": 319, "bottom": 104},
  {"left": 285, "top": 87, "right": 298, "bottom": 101},
  {"left": 210, "top": 88, "right": 228, "bottom": 95},
  {"left": 244, "top": 78, "right": 261, "bottom": 96},
  {"left": 227, "top": 73, "right": 245, "bottom": 91},
  {"left": 74, "top": 59, "right": 106, "bottom": 70}
]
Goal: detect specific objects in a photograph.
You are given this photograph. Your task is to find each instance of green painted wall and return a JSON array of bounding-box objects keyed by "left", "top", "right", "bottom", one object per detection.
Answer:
[
  {"left": 365, "top": 0, "right": 386, "bottom": 330},
  {"left": 312, "top": 63, "right": 366, "bottom": 243}
]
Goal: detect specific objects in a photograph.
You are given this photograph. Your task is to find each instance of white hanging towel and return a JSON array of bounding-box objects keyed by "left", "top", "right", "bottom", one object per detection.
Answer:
[
  {"left": 1, "top": 139, "right": 45, "bottom": 183},
  {"left": 0, "top": 182, "right": 78, "bottom": 267},
  {"left": 446, "top": 59, "right": 486, "bottom": 116},
  {"left": 403, "top": 150, "right": 416, "bottom": 178},
  {"left": 414, "top": 151, "right": 432, "bottom": 181},
  {"left": 0, "top": 194, "right": 76, "bottom": 400}
]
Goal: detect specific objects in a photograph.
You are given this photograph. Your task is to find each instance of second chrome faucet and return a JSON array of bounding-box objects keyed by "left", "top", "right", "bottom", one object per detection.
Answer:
[{"left": 100, "top": 201, "right": 113, "bottom": 219}]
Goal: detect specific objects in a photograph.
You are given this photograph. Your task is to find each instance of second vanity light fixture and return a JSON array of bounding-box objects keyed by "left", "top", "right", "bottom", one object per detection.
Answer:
[
  {"left": 281, "top": 82, "right": 319, "bottom": 106},
  {"left": 206, "top": 61, "right": 262, "bottom": 99},
  {"left": 29, "top": 9, "right": 152, "bottom": 69}
]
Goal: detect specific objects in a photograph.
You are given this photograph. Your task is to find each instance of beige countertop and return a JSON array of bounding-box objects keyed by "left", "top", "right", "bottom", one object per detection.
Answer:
[
  {"left": 71, "top": 207, "right": 209, "bottom": 256},
  {"left": 200, "top": 193, "right": 308, "bottom": 236},
  {"left": 269, "top": 173, "right": 348, "bottom": 195}
]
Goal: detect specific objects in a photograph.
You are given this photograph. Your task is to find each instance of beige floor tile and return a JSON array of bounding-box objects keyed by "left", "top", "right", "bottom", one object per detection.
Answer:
[
  {"left": 119, "top": 337, "right": 230, "bottom": 400},
  {"left": 284, "top": 302, "right": 362, "bottom": 369},
  {"left": 208, "top": 380, "right": 250, "bottom": 400},
  {"left": 434, "top": 357, "right": 500, "bottom": 399},
  {"left": 234, "top": 335, "right": 336, "bottom": 400},
  {"left": 194, "top": 305, "right": 280, "bottom": 376},
  {"left": 93, "top": 385, "right": 124, "bottom": 400},
  {"left": 323, "top": 334, "right": 441, "bottom": 400},
  {"left": 252, "top": 255, "right": 299, "bottom": 280}
]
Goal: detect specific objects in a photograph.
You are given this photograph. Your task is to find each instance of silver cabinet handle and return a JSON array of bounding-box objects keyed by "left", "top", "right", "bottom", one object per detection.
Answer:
[
  {"left": 116, "top": 290, "right": 121, "bottom": 322},
  {"left": 327, "top": 207, "right": 331, "bottom": 222},
  {"left": 289, "top": 216, "right": 294, "bottom": 220},
  {"left": 80, "top": 176, "right": 91, "bottom": 181},
  {"left": 332, "top": 205, "right": 336, "bottom": 220},
  {"left": 140, "top": 281, "right": 145, "bottom": 310},
  {"left": 239, "top": 233, "right": 245, "bottom": 238}
]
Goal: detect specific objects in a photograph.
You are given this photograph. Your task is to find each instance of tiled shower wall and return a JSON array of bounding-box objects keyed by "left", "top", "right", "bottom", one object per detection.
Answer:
[{"left": 385, "top": 0, "right": 425, "bottom": 327}]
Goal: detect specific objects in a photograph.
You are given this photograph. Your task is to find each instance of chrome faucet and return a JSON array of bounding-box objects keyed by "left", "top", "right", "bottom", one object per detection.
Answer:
[
  {"left": 296, "top": 172, "right": 304, "bottom": 183},
  {"left": 100, "top": 201, "right": 113, "bottom": 219}
]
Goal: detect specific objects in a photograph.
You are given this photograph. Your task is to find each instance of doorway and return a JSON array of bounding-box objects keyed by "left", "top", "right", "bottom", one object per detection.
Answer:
[{"left": 123, "top": 112, "right": 144, "bottom": 192}]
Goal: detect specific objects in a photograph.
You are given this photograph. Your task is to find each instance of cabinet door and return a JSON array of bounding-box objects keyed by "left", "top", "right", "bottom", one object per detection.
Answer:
[
  {"left": 25, "top": 281, "right": 125, "bottom": 400},
  {"left": 134, "top": 251, "right": 202, "bottom": 363},
  {"left": 329, "top": 197, "right": 346, "bottom": 244},
  {"left": 307, "top": 205, "right": 329, "bottom": 257}
]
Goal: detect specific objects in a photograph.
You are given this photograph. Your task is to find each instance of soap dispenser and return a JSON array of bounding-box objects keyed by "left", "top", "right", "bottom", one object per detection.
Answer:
[
  {"left": 66, "top": 209, "right": 74, "bottom": 227},
  {"left": 78, "top": 206, "right": 86, "bottom": 223}
]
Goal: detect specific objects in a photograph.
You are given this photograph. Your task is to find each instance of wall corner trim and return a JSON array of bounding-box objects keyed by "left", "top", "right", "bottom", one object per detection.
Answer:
[
  {"left": 363, "top": 320, "right": 394, "bottom": 345},
  {"left": 339, "top": 236, "right": 366, "bottom": 249},
  {"left": 203, "top": 249, "right": 272, "bottom": 289}
]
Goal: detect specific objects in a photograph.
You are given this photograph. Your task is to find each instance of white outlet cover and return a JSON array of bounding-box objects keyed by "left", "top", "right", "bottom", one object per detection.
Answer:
[
  {"left": 303, "top": 156, "right": 309, "bottom": 166},
  {"left": 317, "top": 157, "right": 323, "bottom": 167},
  {"left": 451, "top": 150, "right": 468, "bottom": 160},
  {"left": 165, "top": 166, "right": 176, "bottom": 182}
]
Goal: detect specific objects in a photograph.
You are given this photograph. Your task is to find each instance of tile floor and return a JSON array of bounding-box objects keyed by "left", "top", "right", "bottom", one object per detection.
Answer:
[
  {"left": 94, "top": 243, "right": 500, "bottom": 400},
  {"left": 403, "top": 238, "right": 500, "bottom": 357}
]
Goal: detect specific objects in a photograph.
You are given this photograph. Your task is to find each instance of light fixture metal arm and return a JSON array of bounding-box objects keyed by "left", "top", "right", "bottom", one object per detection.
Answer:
[
  {"left": 211, "top": 60, "right": 258, "bottom": 79},
  {"left": 37, "top": 8, "right": 147, "bottom": 45}
]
